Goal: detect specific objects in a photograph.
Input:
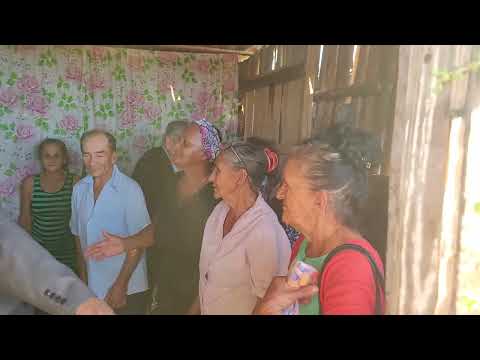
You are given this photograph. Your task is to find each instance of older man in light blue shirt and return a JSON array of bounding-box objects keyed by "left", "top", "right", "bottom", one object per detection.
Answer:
[{"left": 71, "top": 129, "right": 152, "bottom": 314}]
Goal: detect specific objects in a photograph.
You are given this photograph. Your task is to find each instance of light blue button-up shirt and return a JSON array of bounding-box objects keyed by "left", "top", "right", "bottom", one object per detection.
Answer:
[{"left": 70, "top": 165, "right": 150, "bottom": 300}]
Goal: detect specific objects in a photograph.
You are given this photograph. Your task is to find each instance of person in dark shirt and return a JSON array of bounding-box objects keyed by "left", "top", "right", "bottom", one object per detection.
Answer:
[
  {"left": 132, "top": 120, "right": 188, "bottom": 217},
  {"left": 131, "top": 120, "right": 188, "bottom": 311},
  {"left": 151, "top": 119, "right": 221, "bottom": 314}
]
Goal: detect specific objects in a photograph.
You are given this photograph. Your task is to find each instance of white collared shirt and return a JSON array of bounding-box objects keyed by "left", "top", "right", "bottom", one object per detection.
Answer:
[
  {"left": 70, "top": 165, "right": 150, "bottom": 299},
  {"left": 199, "top": 195, "right": 291, "bottom": 314}
]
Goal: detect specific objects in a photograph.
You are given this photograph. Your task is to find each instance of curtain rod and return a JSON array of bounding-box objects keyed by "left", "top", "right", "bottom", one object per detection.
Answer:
[{"left": 104, "top": 45, "right": 256, "bottom": 56}]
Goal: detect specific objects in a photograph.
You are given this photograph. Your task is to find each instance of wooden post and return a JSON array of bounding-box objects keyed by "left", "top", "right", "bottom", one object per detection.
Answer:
[
  {"left": 386, "top": 45, "right": 473, "bottom": 314},
  {"left": 300, "top": 45, "right": 321, "bottom": 141},
  {"left": 434, "top": 45, "right": 472, "bottom": 314},
  {"left": 376, "top": 46, "right": 400, "bottom": 175}
]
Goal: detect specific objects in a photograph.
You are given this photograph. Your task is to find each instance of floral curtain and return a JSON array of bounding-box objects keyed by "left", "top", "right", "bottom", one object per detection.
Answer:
[{"left": 0, "top": 45, "right": 239, "bottom": 220}]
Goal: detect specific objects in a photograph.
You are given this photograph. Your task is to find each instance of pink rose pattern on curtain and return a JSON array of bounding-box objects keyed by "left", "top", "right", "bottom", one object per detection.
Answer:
[{"left": 0, "top": 45, "right": 239, "bottom": 220}]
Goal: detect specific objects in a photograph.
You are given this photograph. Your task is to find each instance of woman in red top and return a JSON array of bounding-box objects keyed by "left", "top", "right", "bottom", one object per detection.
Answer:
[{"left": 254, "top": 122, "right": 385, "bottom": 315}]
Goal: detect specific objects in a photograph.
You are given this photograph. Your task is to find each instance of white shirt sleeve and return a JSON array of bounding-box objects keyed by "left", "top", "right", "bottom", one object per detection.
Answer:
[{"left": 246, "top": 222, "right": 289, "bottom": 299}]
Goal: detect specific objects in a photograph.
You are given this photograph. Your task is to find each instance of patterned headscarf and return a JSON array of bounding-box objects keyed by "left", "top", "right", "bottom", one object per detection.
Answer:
[{"left": 194, "top": 119, "right": 221, "bottom": 162}]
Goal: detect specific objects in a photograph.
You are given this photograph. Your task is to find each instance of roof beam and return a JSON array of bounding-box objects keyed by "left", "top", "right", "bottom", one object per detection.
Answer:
[{"left": 103, "top": 45, "right": 256, "bottom": 56}]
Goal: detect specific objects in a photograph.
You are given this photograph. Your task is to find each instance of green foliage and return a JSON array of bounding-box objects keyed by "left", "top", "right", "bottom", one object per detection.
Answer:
[
  {"left": 0, "top": 105, "right": 14, "bottom": 117},
  {"left": 53, "top": 128, "right": 68, "bottom": 136},
  {"left": 157, "top": 94, "right": 167, "bottom": 104},
  {"left": 57, "top": 93, "right": 77, "bottom": 111},
  {"left": 181, "top": 68, "right": 197, "bottom": 84},
  {"left": 95, "top": 103, "right": 114, "bottom": 120},
  {"left": 167, "top": 101, "right": 187, "bottom": 120},
  {"left": 34, "top": 117, "right": 49, "bottom": 132},
  {"left": 82, "top": 114, "right": 89, "bottom": 129},
  {"left": 113, "top": 64, "right": 127, "bottom": 81},
  {"left": 102, "top": 89, "right": 114, "bottom": 101},
  {"left": 42, "top": 88, "right": 56, "bottom": 103},
  {"left": 433, "top": 58, "right": 480, "bottom": 94},
  {"left": 3, "top": 162, "right": 17, "bottom": 177},
  {"left": 216, "top": 113, "right": 226, "bottom": 127},
  {"left": 143, "top": 89, "right": 154, "bottom": 102},
  {"left": 116, "top": 128, "right": 133, "bottom": 142},
  {"left": 143, "top": 57, "right": 156, "bottom": 71},
  {"left": 151, "top": 116, "right": 163, "bottom": 129},
  {"left": 2, "top": 131, "right": 16, "bottom": 142},
  {"left": 6, "top": 72, "right": 17, "bottom": 86},
  {"left": 57, "top": 77, "right": 70, "bottom": 91},
  {"left": 459, "top": 294, "right": 480, "bottom": 313},
  {"left": 77, "top": 84, "right": 90, "bottom": 102},
  {"left": 184, "top": 102, "right": 195, "bottom": 112},
  {"left": 0, "top": 121, "right": 16, "bottom": 142},
  {"left": 182, "top": 54, "right": 195, "bottom": 64},
  {"left": 474, "top": 202, "right": 480, "bottom": 215},
  {"left": 116, "top": 101, "right": 125, "bottom": 115},
  {"left": 208, "top": 57, "right": 221, "bottom": 73},
  {"left": 38, "top": 49, "right": 57, "bottom": 68}
]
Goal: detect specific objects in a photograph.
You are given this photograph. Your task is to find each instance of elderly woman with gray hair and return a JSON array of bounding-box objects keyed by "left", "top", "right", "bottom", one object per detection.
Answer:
[
  {"left": 254, "top": 122, "right": 385, "bottom": 315},
  {"left": 188, "top": 140, "right": 291, "bottom": 315}
]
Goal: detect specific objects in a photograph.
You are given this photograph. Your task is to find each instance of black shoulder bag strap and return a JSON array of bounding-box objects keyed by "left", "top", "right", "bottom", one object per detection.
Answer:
[{"left": 318, "top": 244, "right": 385, "bottom": 315}]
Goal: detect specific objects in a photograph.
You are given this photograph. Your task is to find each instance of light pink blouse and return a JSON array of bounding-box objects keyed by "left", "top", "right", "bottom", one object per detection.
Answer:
[{"left": 199, "top": 195, "right": 291, "bottom": 315}]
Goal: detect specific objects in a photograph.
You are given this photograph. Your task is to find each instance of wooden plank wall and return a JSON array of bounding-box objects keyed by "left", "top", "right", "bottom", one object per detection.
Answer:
[
  {"left": 311, "top": 46, "right": 400, "bottom": 267},
  {"left": 386, "top": 45, "right": 476, "bottom": 314},
  {"left": 239, "top": 45, "right": 319, "bottom": 149},
  {"left": 313, "top": 45, "right": 399, "bottom": 175},
  {"left": 239, "top": 45, "right": 399, "bottom": 172},
  {"left": 314, "top": 45, "right": 339, "bottom": 131}
]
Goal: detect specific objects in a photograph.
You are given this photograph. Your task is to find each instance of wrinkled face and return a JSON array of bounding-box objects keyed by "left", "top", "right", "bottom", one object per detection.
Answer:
[
  {"left": 173, "top": 124, "right": 206, "bottom": 168},
  {"left": 209, "top": 151, "right": 245, "bottom": 200},
  {"left": 40, "top": 143, "right": 66, "bottom": 173},
  {"left": 82, "top": 134, "right": 116, "bottom": 178},
  {"left": 164, "top": 135, "right": 183, "bottom": 163},
  {"left": 276, "top": 158, "right": 318, "bottom": 234}
]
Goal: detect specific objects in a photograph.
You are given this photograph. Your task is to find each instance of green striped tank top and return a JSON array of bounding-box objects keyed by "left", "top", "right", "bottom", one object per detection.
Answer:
[{"left": 31, "top": 172, "right": 77, "bottom": 274}]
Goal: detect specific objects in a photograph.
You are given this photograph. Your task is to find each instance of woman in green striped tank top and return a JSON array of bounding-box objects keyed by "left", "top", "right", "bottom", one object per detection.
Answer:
[{"left": 19, "top": 138, "right": 80, "bottom": 276}]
